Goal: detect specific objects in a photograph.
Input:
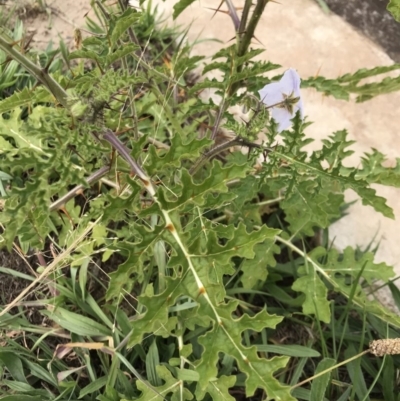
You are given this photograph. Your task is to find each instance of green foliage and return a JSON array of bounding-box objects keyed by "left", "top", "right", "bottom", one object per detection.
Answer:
[
  {"left": 303, "top": 64, "right": 400, "bottom": 101},
  {"left": 388, "top": 0, "right": 400, "bottom": 21},
  {"left": 0, "top": 19, "right": 62, "bottom": 99},
  {"left": 172, "top": 0, "right": 197, "bottom": 19},
  {"left": 0, "top": 1, "right": 400, "bottom": 401},
  {"left": 310, "top": 358, "right": 336, "bottom": 400},
  {"left": 0, "top": 87, "right": 52, "bottom": 114},
  {"left": 292, "top": 245, "right": 398, "bottom": 325}
]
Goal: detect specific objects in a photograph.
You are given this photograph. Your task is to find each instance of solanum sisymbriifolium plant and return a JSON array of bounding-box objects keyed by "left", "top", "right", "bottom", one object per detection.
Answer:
[{"left": 1, "top": 0, "right": 400, "bottom": 400}]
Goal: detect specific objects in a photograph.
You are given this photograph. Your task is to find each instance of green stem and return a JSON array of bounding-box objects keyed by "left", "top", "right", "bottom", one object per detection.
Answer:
[
  {"left": 239, "top": 0, "right": 253, "bottom": 35},
  {"left": 210, "top": 1, "right": 268, "bottom": 142},
  {"left": 95, "top": 0, "right": 110, "bottom": 19},
  {"left": 101, "top": 129, "right": 147, "bottom": 181},
  {"left": 0, "top": 32, "right": 69, "bottom": 107},
  {"left": 237, "top": 0, "right": 269, "bottom": 59},
  {"left": 210, "top": 96, "right": 226, "bottom": 140},
  {"left": 94, "top": 0, "right": 140, "bottom": 141},
  {"left": 190, "top": 136, "right": 270, "bottom": 175},
  {"left": 227, "top": 0, "right": 269, "bottom": 100},
  {"left": 49, "top": 166, "right": 111, "bottom": 211},
  {"left": 121, "top": 57, "right": 140, "bottom": 141},
  {"left": 49, "top": 132, "right": 167, "bottom": 211},
  {"left": 256, "top": 196, "right": 284, "bottom": 207},
  {"left": 117, "top": 0, "right": 140, "bottom": 46}
]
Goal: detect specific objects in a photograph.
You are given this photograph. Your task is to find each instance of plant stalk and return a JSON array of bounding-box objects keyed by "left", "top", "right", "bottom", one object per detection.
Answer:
[
  {"left": 239, "top": 0, "right": 253, "bottom": 35},
  {"left": 224, "top": 0, "right": 241, "bottom": 31},
  {"left": 101, "top": 129, "right": 148, "bottom": 182},
  {"left": 237, "top": 0, "right": 269, "bottom": 58},
  {"left": 290, "top": 350, "right": 370, "bottom": 389},
  {"left": 50, "top": 166, "right": 111, "bottom": 211},
  {"left": 0, "top": 32, "right": 69, "bottom": 107}
]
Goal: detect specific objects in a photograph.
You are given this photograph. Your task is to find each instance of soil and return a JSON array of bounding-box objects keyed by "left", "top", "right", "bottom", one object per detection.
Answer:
[
  {"left": 0, "top": 250, "right": 36, "bottom": 305},
  {"left": 4, "top": 0, "right": 92, "bottom": 50}
]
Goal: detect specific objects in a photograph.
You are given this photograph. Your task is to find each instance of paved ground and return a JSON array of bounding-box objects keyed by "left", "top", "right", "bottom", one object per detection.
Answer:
[
  {"left": 14, "top": 1, "right": 400, "bottom": 285},
  {"left": 325, "top": 0, "right": 400, "bottom": 62}
]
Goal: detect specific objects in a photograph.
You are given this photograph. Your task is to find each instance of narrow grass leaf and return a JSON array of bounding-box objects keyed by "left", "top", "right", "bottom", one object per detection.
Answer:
[
  {"left": 345, "top": 345, "right": 369, "bottom": 401},
  {"left": 2, "top": 380, "right": 36, "bottom": 392},
  {"left": 0, "top": 267, "right": 35, "bottom": 281},
  {"left": 42, "top": 307, "right": 111, "bottom": 337},
  {"left": 310, "top": 358, "right": 336, "bottom": 401},
  {"left": 0, "top": 352, "right": 27, "bottom": 383},
  {"left": 24, "top": 360, "right": 57, "bottom": 386},
  {"left": 290, "top": 357, "right": 308, "bottom": 387},
  {"left": 336, "top": 386, "right": 353, "bottom": 401},
  {"left": 86, "top": 294, "right": 116, "bottom": 331},
  {"left": 256, "top": 344, "right": 320, "bottom": 358},
  {"left": 388, "top": 281, "right": 400, "bottom": 311},
  {"left": 291, "top": 387, "right": 312, "bottom": 400},
  {"left": 146, "top": 339, "right": 162, "bottom": 387},
  {"left": 382, "top": 356, "right": 395, "bottom": 401},
  {"left": 79, "top": 375, "right": 108, "bottom": 398},
  {"left": 57, "top": 366, "right": 85, "bottom": 382},
  {"left": 115, "top": 352, "right": 162, "bottom": 397},
  {"left": 78, "top": 256, "right": 90, "bottom": 299},
  {"left": 0, "top": 397, "right": 44, "bottom": 401}
]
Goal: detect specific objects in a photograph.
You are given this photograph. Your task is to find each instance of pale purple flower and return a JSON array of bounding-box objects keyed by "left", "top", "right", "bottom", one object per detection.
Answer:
[{"left": 258, "top": 68, "right": 304, "bottom": 132}]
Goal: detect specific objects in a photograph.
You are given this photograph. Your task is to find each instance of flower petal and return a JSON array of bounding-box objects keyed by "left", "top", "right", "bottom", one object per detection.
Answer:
[
  {"left": 279, "top": 68, "right": 301, "bottom": 96},
  {"left": 258, "top": 82, "right": 284, "bottom": 107},
  {"left": 271, "top": 107, "right": 292, "bottom": 132}
]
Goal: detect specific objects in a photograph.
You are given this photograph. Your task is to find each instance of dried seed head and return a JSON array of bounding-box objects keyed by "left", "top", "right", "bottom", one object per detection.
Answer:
[
  {"left": 369, "top": 338, "right": 400, "bottom": 357},
  {"left": 74, "top": 29, "right": 82, "bottom": 50}
]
